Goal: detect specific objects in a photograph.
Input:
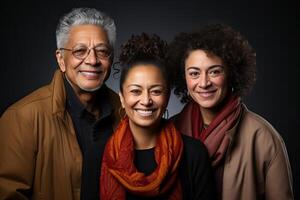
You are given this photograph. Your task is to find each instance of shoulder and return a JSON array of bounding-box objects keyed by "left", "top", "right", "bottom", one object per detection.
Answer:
[
  {"left": 2, "top": 84, "right": 53, "bottom": 118},
  {"left": 239, "top": 106, "right": 285, "bottom": 145},
  {"left": 104, "top": 86, "right": 122, "bottom": 129},
  {"left": 105, "top": 86, "right": 121, "bottom": 107},
  {"left": 235, "top": 106, "right": 288, "bottom": 161}
]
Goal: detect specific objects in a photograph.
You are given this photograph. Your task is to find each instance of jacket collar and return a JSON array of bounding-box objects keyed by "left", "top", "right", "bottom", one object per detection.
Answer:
[{"left": 51, "top": 70, "right": 67, "bottom": 116}]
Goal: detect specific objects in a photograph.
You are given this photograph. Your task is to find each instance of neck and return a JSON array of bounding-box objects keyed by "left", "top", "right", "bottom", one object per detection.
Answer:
[
  {"left": 68, "top": 80, "right": 101, "bottom": 119},
  {"left": 200, "top": 107, "right": 217, "bottom": 125},
  {"left": 199, "top": 95, "right": 231, "bottom": 125},
  {"left": 129, "top": 121, "right": 160, "bottom": 150}
]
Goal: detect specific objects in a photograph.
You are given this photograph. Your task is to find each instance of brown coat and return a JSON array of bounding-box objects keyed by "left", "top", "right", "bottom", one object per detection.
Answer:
[
  {"left": 0, "top": 70, "right": 122, "bottom": 200},
  {"left": 173, "top": 104, "right": 294, "bottom": 200}
]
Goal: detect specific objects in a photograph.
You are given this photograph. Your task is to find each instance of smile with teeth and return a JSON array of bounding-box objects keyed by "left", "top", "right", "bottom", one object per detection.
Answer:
[
  {"left": 135, "top": 109, "right": 156, "bottom": 117},
  {"left": 198, "top": 90, "right": 216, "bottom": 98},
  {"left": 79, "top": 70, "right": 102, "bottom": 79}
]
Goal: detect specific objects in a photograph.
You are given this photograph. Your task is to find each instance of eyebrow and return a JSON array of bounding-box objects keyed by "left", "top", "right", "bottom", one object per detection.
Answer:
[
  {"left": 186, "top": 65, "right": 224, "bottom": 70},
  {"left": 127, "top": 84, "right": 142, "bottom": 88},
  {"left": 126, "top": 84, "right": 165, "bottom": 89},
  {"left": 73, "top": 42, "right": 109, "bottom": 47}
]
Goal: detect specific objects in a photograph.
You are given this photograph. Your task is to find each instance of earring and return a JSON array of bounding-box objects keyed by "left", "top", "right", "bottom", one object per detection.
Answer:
[
  {"left": 162, "top": 109, "right": 169, "bottom": 119},
  {"left": 118, "top": 107, "right": 127, "bottom": 119}
]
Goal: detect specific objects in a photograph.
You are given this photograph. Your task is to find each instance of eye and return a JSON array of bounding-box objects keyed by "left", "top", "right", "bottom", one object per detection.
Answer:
[
  {"left": 95, "top": 46, "right": 111, "bottom": 58},
  {"left": 150, "top": 89, "right": 163, "bottom": 96},
  {"left": 72, "top": 46, "right": 88, "bottom": 57},
  {"left": 130, "top": 89, "right": 142, "bottom": 95},
  {"left": 188, "top": 71, "right": 200, "bottom": 78},
  {"left": 208, "top": 67, "right": 224, "bottom": 77}
]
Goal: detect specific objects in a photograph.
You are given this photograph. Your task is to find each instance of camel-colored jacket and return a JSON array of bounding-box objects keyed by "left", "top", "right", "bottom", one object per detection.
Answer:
[
  {"left": 172, "top": 104, "right": 294, "bottom": 200},
  {"left": 0, "top": 70, "right": 121, "bottom": 200}
]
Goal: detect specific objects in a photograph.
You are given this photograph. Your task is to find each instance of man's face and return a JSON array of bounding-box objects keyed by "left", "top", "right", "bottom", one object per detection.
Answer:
[{"left": 56, "top": 24, "right": 112, "bottom": 93}]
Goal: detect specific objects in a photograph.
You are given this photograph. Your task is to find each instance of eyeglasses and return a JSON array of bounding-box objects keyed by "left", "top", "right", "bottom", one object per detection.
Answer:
[{"left": 59, "top": 44, "right": 112, "bottom": 60}]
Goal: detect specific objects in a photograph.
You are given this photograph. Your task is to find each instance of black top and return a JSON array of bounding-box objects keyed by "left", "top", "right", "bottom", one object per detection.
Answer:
[
  {"left": 65, "top": 80, "right": 114, "bottom": 200},
  {"left": 127, "top": 135, "right": 216, "bottom": 200}
]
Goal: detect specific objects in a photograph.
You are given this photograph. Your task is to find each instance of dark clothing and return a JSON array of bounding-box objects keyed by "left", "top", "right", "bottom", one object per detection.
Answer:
[
  {"left": 65, "top": 80, "right": 115, "bottom": 200},
  {"left": 127, "top": 135, "right": 216, "bottom": 200}
]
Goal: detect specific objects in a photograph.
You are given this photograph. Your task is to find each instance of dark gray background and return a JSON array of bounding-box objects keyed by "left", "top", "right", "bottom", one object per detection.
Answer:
[{"left": 1, "top": 0, "right": 298, "bottom": 197}]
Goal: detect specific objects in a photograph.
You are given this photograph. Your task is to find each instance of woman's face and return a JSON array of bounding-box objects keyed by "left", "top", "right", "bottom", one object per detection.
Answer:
[
  {"left": 185, "top": 49, "right": 228, "bottom": 109},
  {"left": 119, "top": 65, "right": 169, "bottom": 130}
]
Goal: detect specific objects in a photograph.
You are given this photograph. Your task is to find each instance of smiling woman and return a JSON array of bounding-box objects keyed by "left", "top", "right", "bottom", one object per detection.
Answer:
[
  {"left": 99, "top": 33, "right": 216, "bottom": 200},
  {"left": 167, "top": 24, "right": 294, "bottom": 200}
]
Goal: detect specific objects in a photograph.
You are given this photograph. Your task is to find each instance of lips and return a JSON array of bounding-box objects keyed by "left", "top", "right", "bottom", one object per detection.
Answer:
[
  {"left": 79, "top": 70, "right": 102, "bottom": 79},
  {"left": 135, "top": 109, "right": 156, "bottom": 117},
  {"left": 198, "top": 90, "right": 217, "bottom": 98}
]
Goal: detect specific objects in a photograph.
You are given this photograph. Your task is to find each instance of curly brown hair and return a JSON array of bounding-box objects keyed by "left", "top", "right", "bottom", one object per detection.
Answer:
[
  {"left": 118, "top": 33, "right": 169, "bottom": 93},
  {"left": 166, "top": 24, "right": 256, "bottom": 103}
]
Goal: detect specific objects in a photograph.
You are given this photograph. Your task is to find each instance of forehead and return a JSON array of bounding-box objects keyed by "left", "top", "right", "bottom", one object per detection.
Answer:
[
  {"left": 124, "top": 65, "right": 166, "bottom": 86},
  {"left": 66, "top": 24, "right": 109, "bottom": 46},
  {"left": 185, "top": 49, "right": 223, "bottom": 69}
]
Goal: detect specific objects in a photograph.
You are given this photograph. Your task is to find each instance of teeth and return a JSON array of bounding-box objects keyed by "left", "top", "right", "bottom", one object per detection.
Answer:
[
  {"left": 80, "top": 71, "right": 100, "bottom": 78},
  {"left": 199, "top": 91, "right": 215, "bottom": 98},
  {"left": 136, "top": 109, "right": 154, "bottom": 117}
]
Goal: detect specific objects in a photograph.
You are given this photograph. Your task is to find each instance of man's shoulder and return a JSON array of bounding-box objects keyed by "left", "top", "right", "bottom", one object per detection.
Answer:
[
  {"left": 5, "top": 84, "right": 53, "bottom": 114},
  {"left": 105, "top": 86, "right": 121, "bottom": 107}
]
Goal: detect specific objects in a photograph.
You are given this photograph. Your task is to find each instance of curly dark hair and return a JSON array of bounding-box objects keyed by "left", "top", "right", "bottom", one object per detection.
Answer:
[
  {"left": 166, "top": 24, "right": 256, "bottom": 103},
  {"left": 118, "top": 33, "right": 169, "bottom": 93}
]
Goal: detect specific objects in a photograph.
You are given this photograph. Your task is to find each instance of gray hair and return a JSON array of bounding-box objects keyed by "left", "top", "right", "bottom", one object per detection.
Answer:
[{"left": 56, "top": 8, "right": 116, "bottom": 49}]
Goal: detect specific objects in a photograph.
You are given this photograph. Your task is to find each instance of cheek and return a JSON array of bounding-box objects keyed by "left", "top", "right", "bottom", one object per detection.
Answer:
[
  {"left": 64, "top": 56, "right": 82, "bottom": 70},
  {"left": 213, "top": 76, "right": 227, "bottom": 88},
  {"left": 185, "top": 78, "right": 197, "bottom": 90},
  {"left": 155, "top": 95, "right": 169, "bottom": 109},
  {"left": 123, "top": 95, "right": 138, "bottom": 108},
  {"left": 102, "top": 60, "right": 111, "bottom": 69}
]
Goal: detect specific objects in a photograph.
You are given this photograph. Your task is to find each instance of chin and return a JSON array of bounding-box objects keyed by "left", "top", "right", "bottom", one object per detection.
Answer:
[
  {"left": 197, "top": 100, "right": 218, "bottom": 109},
  {"left": 135, "top": 118, "right": 161, "bottom": 129},
  {"left": 78, "top": 83, "right": 103, "bottom": 92}
]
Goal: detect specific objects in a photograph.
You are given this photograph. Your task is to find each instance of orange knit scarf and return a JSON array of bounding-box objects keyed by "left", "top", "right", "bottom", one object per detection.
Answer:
[{"left": 100, "top": 117, "right": 183, "bottom": 200}]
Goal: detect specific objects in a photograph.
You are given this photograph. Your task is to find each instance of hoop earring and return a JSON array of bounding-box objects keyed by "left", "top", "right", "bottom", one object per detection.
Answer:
[
  {"left": 118, "top": 107, "right": 127, "bottom": 119},
  {"left": 162, "top": 109, "right": 169, "bottom": 119}
]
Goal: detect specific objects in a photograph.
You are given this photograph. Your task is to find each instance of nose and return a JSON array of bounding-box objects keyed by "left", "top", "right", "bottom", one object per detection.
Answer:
[
  {"left": 198, "top": 72, "right": 211, "bottom": 88},
  {"left": 140, "top": 92, "right": 153, "bottom": 106},
  {"left": 84, "top": 49, "right": 99, "bottom": 66}
]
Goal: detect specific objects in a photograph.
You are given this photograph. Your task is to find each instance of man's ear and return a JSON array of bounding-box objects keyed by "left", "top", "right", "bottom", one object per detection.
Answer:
[
  {"left": 118, "top": 92, "right": 125, "bottom": 108},
  {"left": 56, "top": 50, "right": 66, "bottom": 72}
]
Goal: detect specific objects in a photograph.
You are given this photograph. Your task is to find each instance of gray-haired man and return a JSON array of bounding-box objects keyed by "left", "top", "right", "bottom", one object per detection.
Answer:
[{"left": 0, "top": 8, "right": 122, "bottom": 199}]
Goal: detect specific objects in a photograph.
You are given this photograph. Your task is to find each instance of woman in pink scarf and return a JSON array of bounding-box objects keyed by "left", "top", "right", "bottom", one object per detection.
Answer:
[{"left": 167, "top": 24, "right": 293, "bottom": 200}]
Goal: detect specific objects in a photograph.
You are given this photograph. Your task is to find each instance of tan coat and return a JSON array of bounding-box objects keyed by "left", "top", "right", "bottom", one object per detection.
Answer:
[
  {"left": 0, "top": 70, "right": 122, "bottom": 200},
  {"left": 173, "top": 104, "right": 294, "bottom": 200}
]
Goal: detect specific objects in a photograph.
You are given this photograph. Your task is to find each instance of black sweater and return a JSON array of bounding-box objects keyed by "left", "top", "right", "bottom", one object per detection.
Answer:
[{"left": 127, "top": 135, "right": 216, "bottom": 200}]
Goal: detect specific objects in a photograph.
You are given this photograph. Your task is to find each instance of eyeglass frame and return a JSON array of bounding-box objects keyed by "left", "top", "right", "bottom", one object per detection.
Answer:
[{"left": 59, "top": 43, "right": 113, "bottom": 60}]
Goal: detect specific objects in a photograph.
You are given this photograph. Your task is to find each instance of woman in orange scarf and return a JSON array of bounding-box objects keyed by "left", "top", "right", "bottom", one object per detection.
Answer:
[
  {"left": 167, "top": 24, "right": 293, "bottom": 200},
  {"left": 100, "top": 33, "right": 215, "bottom": 200}
]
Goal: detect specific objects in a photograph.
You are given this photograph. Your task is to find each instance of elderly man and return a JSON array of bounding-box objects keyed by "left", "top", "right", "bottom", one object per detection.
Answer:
[{"left": 0, "top": 8, "right": 122, "bottom": 199}]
